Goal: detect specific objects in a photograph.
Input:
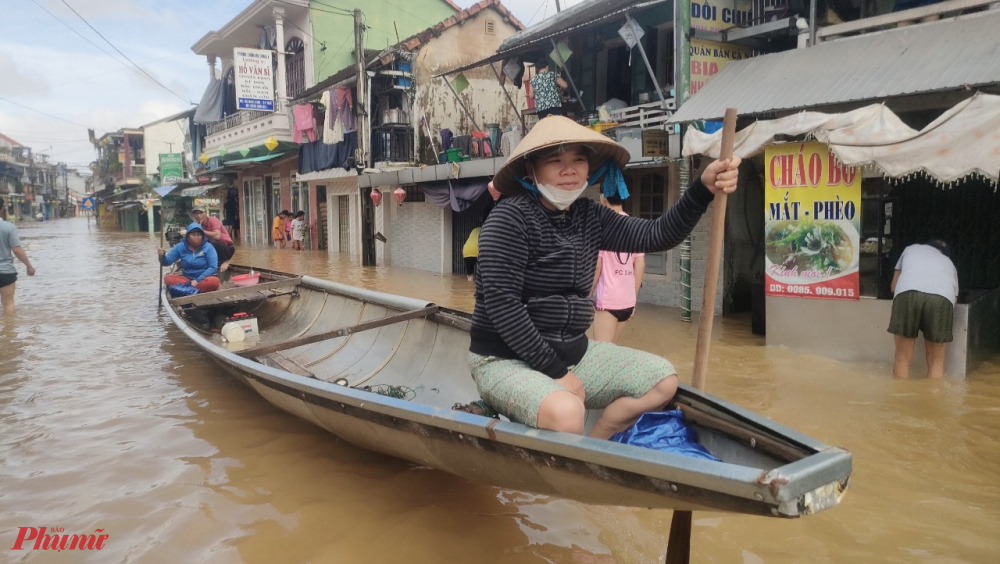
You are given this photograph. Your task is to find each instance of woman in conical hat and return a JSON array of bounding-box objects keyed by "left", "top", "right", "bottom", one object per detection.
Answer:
[{"left": 468, "top": 116, "right": 740, "bottom": 438}]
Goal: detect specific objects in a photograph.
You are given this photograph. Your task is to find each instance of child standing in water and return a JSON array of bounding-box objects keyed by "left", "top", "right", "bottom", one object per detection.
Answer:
[
  {"left": 290, "top": 211, "right": 306, "bottom": 251},
  {"left": 591, "top": 193, "right": 645, "bottom": 344},
  {"left": 272, "top": 210, "right": 289, "bottom": 249}
]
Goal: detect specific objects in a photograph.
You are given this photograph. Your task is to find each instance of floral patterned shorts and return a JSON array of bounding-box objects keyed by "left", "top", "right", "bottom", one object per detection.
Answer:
[{"left": 468, "top": 341, "right": 676, "bottom": 427}]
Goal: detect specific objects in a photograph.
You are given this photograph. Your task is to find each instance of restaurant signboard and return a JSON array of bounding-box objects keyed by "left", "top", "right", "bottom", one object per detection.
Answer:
[{"left": 765, "top": 142, "right": 861, "bottom": 300}]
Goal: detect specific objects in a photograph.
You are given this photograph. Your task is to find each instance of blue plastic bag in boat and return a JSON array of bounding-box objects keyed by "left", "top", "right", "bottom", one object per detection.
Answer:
[
  {"left": 610, "top": 409, "right": 721, "bottom": 461},
  {"left": 168, "top": 283, "right": 200, "bottom": 298}
]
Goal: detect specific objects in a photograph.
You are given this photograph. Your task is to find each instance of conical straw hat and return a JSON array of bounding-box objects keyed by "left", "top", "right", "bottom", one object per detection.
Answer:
[{"left": 493, "top": 116, "right": 630, "bottom": 195}]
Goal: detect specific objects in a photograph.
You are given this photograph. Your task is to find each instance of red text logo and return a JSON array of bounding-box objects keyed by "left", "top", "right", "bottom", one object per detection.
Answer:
[{"left": 10, "top": 527, "right": 109, "bottom": 552}]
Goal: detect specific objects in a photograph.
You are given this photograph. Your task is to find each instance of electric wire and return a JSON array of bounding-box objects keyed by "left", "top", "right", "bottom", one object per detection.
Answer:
[
  {"left": 0, "top": 95, "right": 91, "bottom": 129},
  {"left": 57, "top": 0, "right": 192, "bottom": 105},
  {"left": 26, "top": 0, "right": 129, "bottom": 69}
]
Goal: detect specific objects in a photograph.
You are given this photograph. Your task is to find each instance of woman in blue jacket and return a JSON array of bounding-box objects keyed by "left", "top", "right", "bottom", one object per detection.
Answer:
[{"left": 157, "top": 222, "right": 220, "bottom": 292}]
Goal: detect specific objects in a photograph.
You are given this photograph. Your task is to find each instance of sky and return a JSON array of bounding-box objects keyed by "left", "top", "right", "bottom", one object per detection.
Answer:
[{"left": 0, "top": 0, "right": 577, "bottom": 174}]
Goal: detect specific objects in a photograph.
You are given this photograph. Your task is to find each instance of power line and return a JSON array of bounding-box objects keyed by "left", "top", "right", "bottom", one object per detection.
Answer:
[
  {"left": 307, "top": 0, "right": 354, "bottom": 16},
  {"left": 0, "top": 95, "right": 91, "bottom": 129},
  {"left": 9, "top": 50, "right": 193, "bottom": 98},
  {"left": 57, "top": 0, "right": 193, "bottom": 105},
  {"left": 527, "top": 0, "right": 548, "bottom": 25},
  {"left": 26, "top": 0, "right": 129, "bottom": 69}
]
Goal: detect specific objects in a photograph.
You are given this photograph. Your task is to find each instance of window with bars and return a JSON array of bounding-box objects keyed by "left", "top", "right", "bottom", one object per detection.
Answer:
[
  {"left": 486, "top": 19, "right": 496, "bottom": 35},
  {"left": 404, "top": 186, "right": 425, "bottom": 202},
  {"left": 286, "top": 37, "right": 306, "bottom": 100},
  {"left": 624, "top": 172, "right": 669, "bottom": 275}
]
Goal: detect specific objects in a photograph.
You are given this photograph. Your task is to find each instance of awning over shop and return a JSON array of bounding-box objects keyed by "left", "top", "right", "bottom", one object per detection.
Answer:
[
  {"left": 95, "top": 186, "right": 141, "bottom": 203},
  {"left": 358, "top": 157, "right": 505, "bottom": 188},
  {"left": 683, "top": 92, "right": 1000, "bottom": 183},
  {"left": 296, "top": 167, "right": 357, "bottom": 182},
  {"left": 668, "top": 11, "right": 1000, "bottom": 124},
  {"left": 179, "top": 183, "right": 226, "bottom": 198},
  {"left": 205, "top": 152, "right": 288, "bottom": 175},
  {"left": 106, "top": 201, "right": 143, "bottom": 211},
  {"left": 223, "top": 153, "right": 285, "bottom": 167}
]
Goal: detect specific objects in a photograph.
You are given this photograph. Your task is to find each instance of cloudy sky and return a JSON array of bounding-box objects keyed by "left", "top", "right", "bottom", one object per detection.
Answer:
[{"left": 0, "top": 0, "right": 574, "bottom": 174}]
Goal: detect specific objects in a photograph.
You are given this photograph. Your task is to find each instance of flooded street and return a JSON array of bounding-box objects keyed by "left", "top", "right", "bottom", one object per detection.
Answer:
[{"left": 2, "top": 217, "right": 999, "bottom": 563}]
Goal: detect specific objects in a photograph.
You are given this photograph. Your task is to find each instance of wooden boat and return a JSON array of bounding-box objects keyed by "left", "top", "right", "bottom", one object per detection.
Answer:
[{"left": 163, "top": 266, "right": 851, "bottom": 518}]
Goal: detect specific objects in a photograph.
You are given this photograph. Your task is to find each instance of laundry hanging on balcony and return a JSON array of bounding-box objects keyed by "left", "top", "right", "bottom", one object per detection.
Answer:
[
  {"left": 193, "top": 77, "right": 223, "bottom": 124},
  {"left": 322, "top": 86, "right": 355, "bottom": 146},
  {"left": 292, "top": 104, "right": 317, "bottom": 143},
  {"left": 297, "top": 132, "right": 358, "bottom": 174}
]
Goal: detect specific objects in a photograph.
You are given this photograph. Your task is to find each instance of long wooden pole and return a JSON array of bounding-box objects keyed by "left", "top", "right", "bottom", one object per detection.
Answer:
[
  {"left": 665, "top": 107, "right": 738, "bottom": 564},
  {"left": 158, "top": 202, "right": 165, "bottom": 309}
]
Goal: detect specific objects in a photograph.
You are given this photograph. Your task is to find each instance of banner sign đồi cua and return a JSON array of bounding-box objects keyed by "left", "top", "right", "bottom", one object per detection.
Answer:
[
  {"left": 234, "top": 47, "right": 274, "bottom": 112},
  {"left": 764, "top": 142, "right": 861, "bottom": 300}
]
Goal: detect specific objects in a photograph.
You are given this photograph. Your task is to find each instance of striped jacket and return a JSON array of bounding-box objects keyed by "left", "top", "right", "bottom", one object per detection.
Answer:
[{"left": 470, "top": 179, "right": 715, "bottom": 378}]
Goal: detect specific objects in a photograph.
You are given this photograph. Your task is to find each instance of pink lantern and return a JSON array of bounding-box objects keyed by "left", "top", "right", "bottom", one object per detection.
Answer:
[
  {"left": 370, "top": 188, "right": 382, "bottom": 207},
  {"left": 487, "top": 180, "right": 501, "bottom": 201},
  {"left": 394, "top": 187, "right": 406, "bottom": 206}
]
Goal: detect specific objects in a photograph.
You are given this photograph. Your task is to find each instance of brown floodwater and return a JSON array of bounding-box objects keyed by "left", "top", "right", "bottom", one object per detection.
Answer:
[{"left": 2, "top": 217, "right": 998, "bottom": 563}]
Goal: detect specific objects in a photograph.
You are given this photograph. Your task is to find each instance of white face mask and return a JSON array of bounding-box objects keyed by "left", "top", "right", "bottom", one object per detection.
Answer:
[{"left": 534, "top": 181, "right": 588, "bottom": 210}]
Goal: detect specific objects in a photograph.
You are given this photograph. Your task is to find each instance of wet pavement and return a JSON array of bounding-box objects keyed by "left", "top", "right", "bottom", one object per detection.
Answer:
[{"left": 1, "top": 217, "right": 998, "bottom": 563}]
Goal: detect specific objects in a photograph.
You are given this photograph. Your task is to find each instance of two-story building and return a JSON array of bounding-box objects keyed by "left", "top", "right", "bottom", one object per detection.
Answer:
[
  {"left": 142, "top": 109, "right": 204, "bottom": 187},
  {"left": 287, "top": 0, "right": 524, "bottom": 268},
  {"left": 92, "top": 128, "right": 148, "bottom": 229},
  {"left": 189, "top": 0, "right": 465, "bottom": 247},
  {"left": 433, "top": 0, "right": 735, "bottom": 312},
  {"left": 0, "top": 133, "right": 29, "bottom": 219}
]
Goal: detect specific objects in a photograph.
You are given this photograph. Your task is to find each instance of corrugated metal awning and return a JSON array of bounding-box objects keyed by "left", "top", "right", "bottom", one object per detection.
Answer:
[
  {"left": 669, "top": 12, "right": 1000, "bottom": 123},
  {"left": 180, "top": 183, "right": 225, "bottom": 198},
  {"left": 295, "top": 167, "right": 356, "bottom": 182}
]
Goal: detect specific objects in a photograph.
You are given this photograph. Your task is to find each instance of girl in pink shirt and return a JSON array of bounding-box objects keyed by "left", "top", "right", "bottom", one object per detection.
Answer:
[{"left": 591, "top": 194, "right": 645, "bottom": 344}]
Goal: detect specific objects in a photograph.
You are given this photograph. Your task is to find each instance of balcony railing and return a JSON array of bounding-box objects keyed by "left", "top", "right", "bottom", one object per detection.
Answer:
[
  {"left": 372, "top": 125, "right": 414, "bottom": 164},
  {"left": 608, "top": 100, "right": 677, "bottom": 129},
  {"left": 207, "top": 110, "right": 273, "bottom": 136}
]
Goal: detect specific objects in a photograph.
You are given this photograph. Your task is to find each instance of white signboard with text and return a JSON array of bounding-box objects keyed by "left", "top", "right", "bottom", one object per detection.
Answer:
[{"left": 234, "top": 47, "right": 274, "bottom": 112}]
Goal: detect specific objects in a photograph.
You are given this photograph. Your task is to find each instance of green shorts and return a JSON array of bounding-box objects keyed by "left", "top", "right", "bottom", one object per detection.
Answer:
[
  {"left": 888, "top": 290, "right": 954, "bottom": 343},
  {"left": 468, "top": 341, "right": 676, "bottom": 427}
]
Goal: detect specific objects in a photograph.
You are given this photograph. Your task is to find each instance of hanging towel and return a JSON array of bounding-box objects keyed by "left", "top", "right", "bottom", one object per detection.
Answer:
[
  {"left": 320, "top": 90, "right": 344, "bottom": 145},
  {"left": 440, "top": 128, "right": 453, "bottom": 151},
  {"left": 326, "top": 86, "right": 355, "bottom": 133},
  {"left": 292, "top": 104, "right": 316, "bottom": 143}
]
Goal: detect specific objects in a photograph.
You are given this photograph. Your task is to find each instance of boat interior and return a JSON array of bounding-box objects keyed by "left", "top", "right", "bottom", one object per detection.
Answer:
[{"left": 168, "top": 266, "right": 823, "bottom": 472}]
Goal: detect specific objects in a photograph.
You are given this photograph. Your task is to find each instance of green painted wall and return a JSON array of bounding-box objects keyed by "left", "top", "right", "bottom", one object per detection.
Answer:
[{"left": 309, "top": 0, "right": 458, "bottom": 80}]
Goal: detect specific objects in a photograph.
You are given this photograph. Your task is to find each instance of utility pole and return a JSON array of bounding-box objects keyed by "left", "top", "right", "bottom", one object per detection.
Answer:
[
  {"left": 354, "top": 8, "right": 368, "bottom": 169},
  {"left": 675, "top": 0, "right": 693, "bottom": 323},
  {"left": 554, "top": 0, "right": 562, "bottom": 11}
]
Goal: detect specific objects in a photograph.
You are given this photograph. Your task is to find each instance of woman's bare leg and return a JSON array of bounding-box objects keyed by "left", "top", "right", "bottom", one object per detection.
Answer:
[
  {"left": 592, "top": 310, "right": 618, "bottom": 343},
  {"left": 588, "top": 375, "right": 678, "bottom": 439},
  {"left": 536, "top": 390, "right": 586, "bottom": 434},
  {"left": 612, "top": 320, "right": 629, "bottom": 344}
]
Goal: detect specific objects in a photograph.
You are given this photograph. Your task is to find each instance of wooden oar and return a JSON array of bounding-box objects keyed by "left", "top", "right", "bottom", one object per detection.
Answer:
[
  {"left": 158, "top": 203, "right": 165, "bottom": 310},
  {"left": 665, "top": 107, "right": 738, "bottom": 564}
]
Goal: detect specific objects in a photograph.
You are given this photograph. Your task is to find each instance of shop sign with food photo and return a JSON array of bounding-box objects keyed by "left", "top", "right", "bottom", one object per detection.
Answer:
[{"left": 764, "top": 142, "right": 861, "bottom": 300}]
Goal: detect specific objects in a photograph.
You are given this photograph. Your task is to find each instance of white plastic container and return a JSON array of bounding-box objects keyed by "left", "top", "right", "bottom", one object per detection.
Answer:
[
  {"left": 224, "top": 314, "right": 259, "bottom": 338},
  {"left": 221, "top": 322, "right": 246, "bottom": 342}
]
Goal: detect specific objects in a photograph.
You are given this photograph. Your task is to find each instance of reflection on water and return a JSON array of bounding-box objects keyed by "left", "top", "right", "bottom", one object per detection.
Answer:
[{"left": 0, "top": 218, "right": 998, "bottom": 563}]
